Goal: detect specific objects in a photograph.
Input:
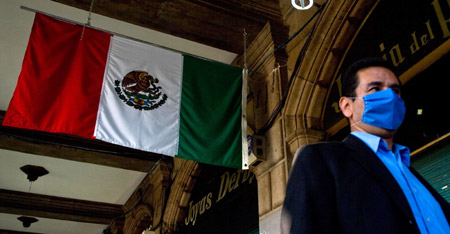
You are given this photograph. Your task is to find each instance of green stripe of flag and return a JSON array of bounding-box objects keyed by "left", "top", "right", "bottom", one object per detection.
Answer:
[{"left": 178, "top": 55, "right": 243, "bottom": 168}]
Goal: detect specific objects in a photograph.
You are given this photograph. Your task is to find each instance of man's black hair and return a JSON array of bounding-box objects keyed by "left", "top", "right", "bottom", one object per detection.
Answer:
[{"left": 341, "top": 57, "right": 399, "bottom": 97}]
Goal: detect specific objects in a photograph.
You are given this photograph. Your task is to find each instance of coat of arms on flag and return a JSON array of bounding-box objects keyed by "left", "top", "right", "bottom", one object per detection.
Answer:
[{"left": 114, "top": 70, "right": 168, "bottom": 111}]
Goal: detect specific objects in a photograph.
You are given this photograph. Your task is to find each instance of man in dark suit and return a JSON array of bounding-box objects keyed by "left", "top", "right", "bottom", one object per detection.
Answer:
[{"left": 281, "top": 58, "right": 450, "bottom": 233}]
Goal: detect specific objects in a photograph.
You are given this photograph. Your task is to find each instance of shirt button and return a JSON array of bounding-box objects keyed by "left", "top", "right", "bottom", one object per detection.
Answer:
[
  {"left": 409, "top": 220, "right": 413, "bottom": 224},
  {"left": 427, "top": 217, "right": 430, "bottom": 222}
]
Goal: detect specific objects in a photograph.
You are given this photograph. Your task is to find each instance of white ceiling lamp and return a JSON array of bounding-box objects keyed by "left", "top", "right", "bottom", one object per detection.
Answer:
[{"left": 292, "top": 0, "right": 314, "bottom": 10}]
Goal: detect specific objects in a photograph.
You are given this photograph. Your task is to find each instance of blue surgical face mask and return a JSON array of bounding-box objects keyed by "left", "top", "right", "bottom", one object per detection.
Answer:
[{"left": 351, "top": 88, "right": 406, "bottom": 130}]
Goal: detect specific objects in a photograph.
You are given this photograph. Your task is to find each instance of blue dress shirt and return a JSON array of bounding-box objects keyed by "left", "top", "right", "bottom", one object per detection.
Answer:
[{"left": 351, "top": 131, "right": 450, "bottom": 234}]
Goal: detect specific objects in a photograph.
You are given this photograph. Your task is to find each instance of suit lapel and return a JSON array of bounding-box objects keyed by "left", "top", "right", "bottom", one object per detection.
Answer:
[{"left": 343, "top": 134, "right": 415, "bottom": 220}]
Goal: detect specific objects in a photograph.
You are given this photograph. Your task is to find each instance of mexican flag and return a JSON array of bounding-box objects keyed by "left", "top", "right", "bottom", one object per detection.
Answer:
[{"left": 3, "top": 13, "right": 248, "bottom": 169}]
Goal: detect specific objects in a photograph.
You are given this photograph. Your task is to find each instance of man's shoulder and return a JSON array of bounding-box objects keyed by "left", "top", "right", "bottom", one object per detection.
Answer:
[
  {"left": 293, "top": 135, "right": 367, "bottom": 162},
  {"left": 301, "top": 140, "right": 345, "bottom": 152},
  {"left": 293, "top": 140, "right": 346, "bottom": 162}
]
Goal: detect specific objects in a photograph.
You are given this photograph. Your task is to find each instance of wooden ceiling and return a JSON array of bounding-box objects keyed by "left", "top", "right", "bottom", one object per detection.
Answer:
[{"left": 50, "top": 0, "right": 285, "bottom": 54}]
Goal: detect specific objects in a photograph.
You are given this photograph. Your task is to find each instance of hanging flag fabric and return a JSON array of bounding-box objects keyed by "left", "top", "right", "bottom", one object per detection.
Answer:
[{"left": 3, "top": 13, "right": 247, "bottom": 169}]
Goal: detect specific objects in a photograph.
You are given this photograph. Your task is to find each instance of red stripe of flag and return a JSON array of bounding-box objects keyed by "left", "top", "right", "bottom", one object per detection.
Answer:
[{"left": 3, "top": 13, "right": 111, "bottom": 138}]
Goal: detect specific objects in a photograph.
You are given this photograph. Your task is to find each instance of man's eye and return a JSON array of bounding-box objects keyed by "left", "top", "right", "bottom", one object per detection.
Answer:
[{"left": 368, "top": 87, "right": 380, "bottom": 92}]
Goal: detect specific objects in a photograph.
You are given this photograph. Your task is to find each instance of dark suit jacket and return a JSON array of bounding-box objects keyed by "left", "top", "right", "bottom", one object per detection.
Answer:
[{"left": 281, "top": 134, "right": 450, "bottom": 234}]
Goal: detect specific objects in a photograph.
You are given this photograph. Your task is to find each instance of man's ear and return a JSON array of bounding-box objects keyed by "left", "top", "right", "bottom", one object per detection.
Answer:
[{"left": 339, "top": 97, "right": 353, "bottom": 118}]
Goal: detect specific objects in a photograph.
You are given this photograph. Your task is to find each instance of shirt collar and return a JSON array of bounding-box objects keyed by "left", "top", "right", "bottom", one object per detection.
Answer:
[{"left": 351, "top": 131, "right": 411, "bottom": 166}]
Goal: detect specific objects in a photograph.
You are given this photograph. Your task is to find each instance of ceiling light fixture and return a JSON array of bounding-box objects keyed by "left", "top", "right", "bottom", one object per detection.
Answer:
[
  {"left": 292, "top": 0, "right": 314, "bottom": 10},
  {"left": 17, "top": 216, "right": 39, "bottom": 228},
  {"left": 20, "top": 165, "right": 49, "bottom": 182}
]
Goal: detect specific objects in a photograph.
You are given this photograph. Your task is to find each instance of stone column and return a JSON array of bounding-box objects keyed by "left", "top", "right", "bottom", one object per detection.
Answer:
[{"left": 236, "top": 20, "right": 289, "bottom": 234}]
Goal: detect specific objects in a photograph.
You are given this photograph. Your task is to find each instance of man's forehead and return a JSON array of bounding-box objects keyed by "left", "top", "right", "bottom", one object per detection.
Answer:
[{"left": 357, "top": 66, "right": 399, "bottom": 85}]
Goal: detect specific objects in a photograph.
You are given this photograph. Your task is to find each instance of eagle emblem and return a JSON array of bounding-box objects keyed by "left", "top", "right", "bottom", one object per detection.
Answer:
[{"left": 115, "top": 70, "right": 168, "bottom": 110}]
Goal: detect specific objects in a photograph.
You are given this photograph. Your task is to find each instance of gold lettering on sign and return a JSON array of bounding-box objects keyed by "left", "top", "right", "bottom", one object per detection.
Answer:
[
  {"left": 184, "top": 192, "right": 213, "bottom": 226},
  {"left": 184, "top": 170, "right": 255, "bottom": 226},
  {"left": 379, "top": 43, "right": 405, "bottom": 67},
  {"left": 425, "top": 20, "right": 436, "bottom": 42},
  {"left": 410, "top": 20, "right": 437, "bottom": 54},
  {"left": 216, "top": 171, "right": 229, "bottom": 202},
  {"left": 241, "top": 169, "right": 255, "bottom": 184},
  {"left": 410, "top": 32, "right": 421, "bottom": 54},
  {"left": 217, "top": 170, "right": 255, "bottom": 202},
  {"left": 431, "top": 0, "right": 450, "bottom": 38}
]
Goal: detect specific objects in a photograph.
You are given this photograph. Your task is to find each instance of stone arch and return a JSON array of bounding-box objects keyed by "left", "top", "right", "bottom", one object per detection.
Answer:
[
  {"left": 120, "top": 160, "right": 171, "bottom": 234},
  {"left": 282, "top": 0, "right": 379, "bottom": 162},
  {"left": 123, "top": 204, "right": 153, "bottom": 234}
]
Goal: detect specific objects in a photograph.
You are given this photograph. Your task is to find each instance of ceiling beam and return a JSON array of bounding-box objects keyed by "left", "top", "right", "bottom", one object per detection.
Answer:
[
  {"left": 0, "top": 230, "right": 43, "bottom": 234},
  {"left": 0, "top": 111, "right": 160, "bottom": 172},
  {"left": 49, "top": 0, "right": 284, "bottom": 54},
  {"left": 0, "top": 189, "right": 123, "bottom": 224}
]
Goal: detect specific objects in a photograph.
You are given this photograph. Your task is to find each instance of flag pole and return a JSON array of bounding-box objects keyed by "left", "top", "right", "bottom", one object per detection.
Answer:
[{"left": 241, "top": 29, "right": 249, "bottom": 170}]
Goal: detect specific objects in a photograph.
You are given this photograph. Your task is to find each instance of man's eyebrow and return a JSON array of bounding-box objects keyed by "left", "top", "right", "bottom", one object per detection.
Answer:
[
  {"left": 366, "top": 81, "right": 400, "bottom": 88},
  {"left": 390, "top": 83, "right": 401, "bottom": 89},
  {"left": 366, "top": 81, "right": 383, "bottom": 87}
]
